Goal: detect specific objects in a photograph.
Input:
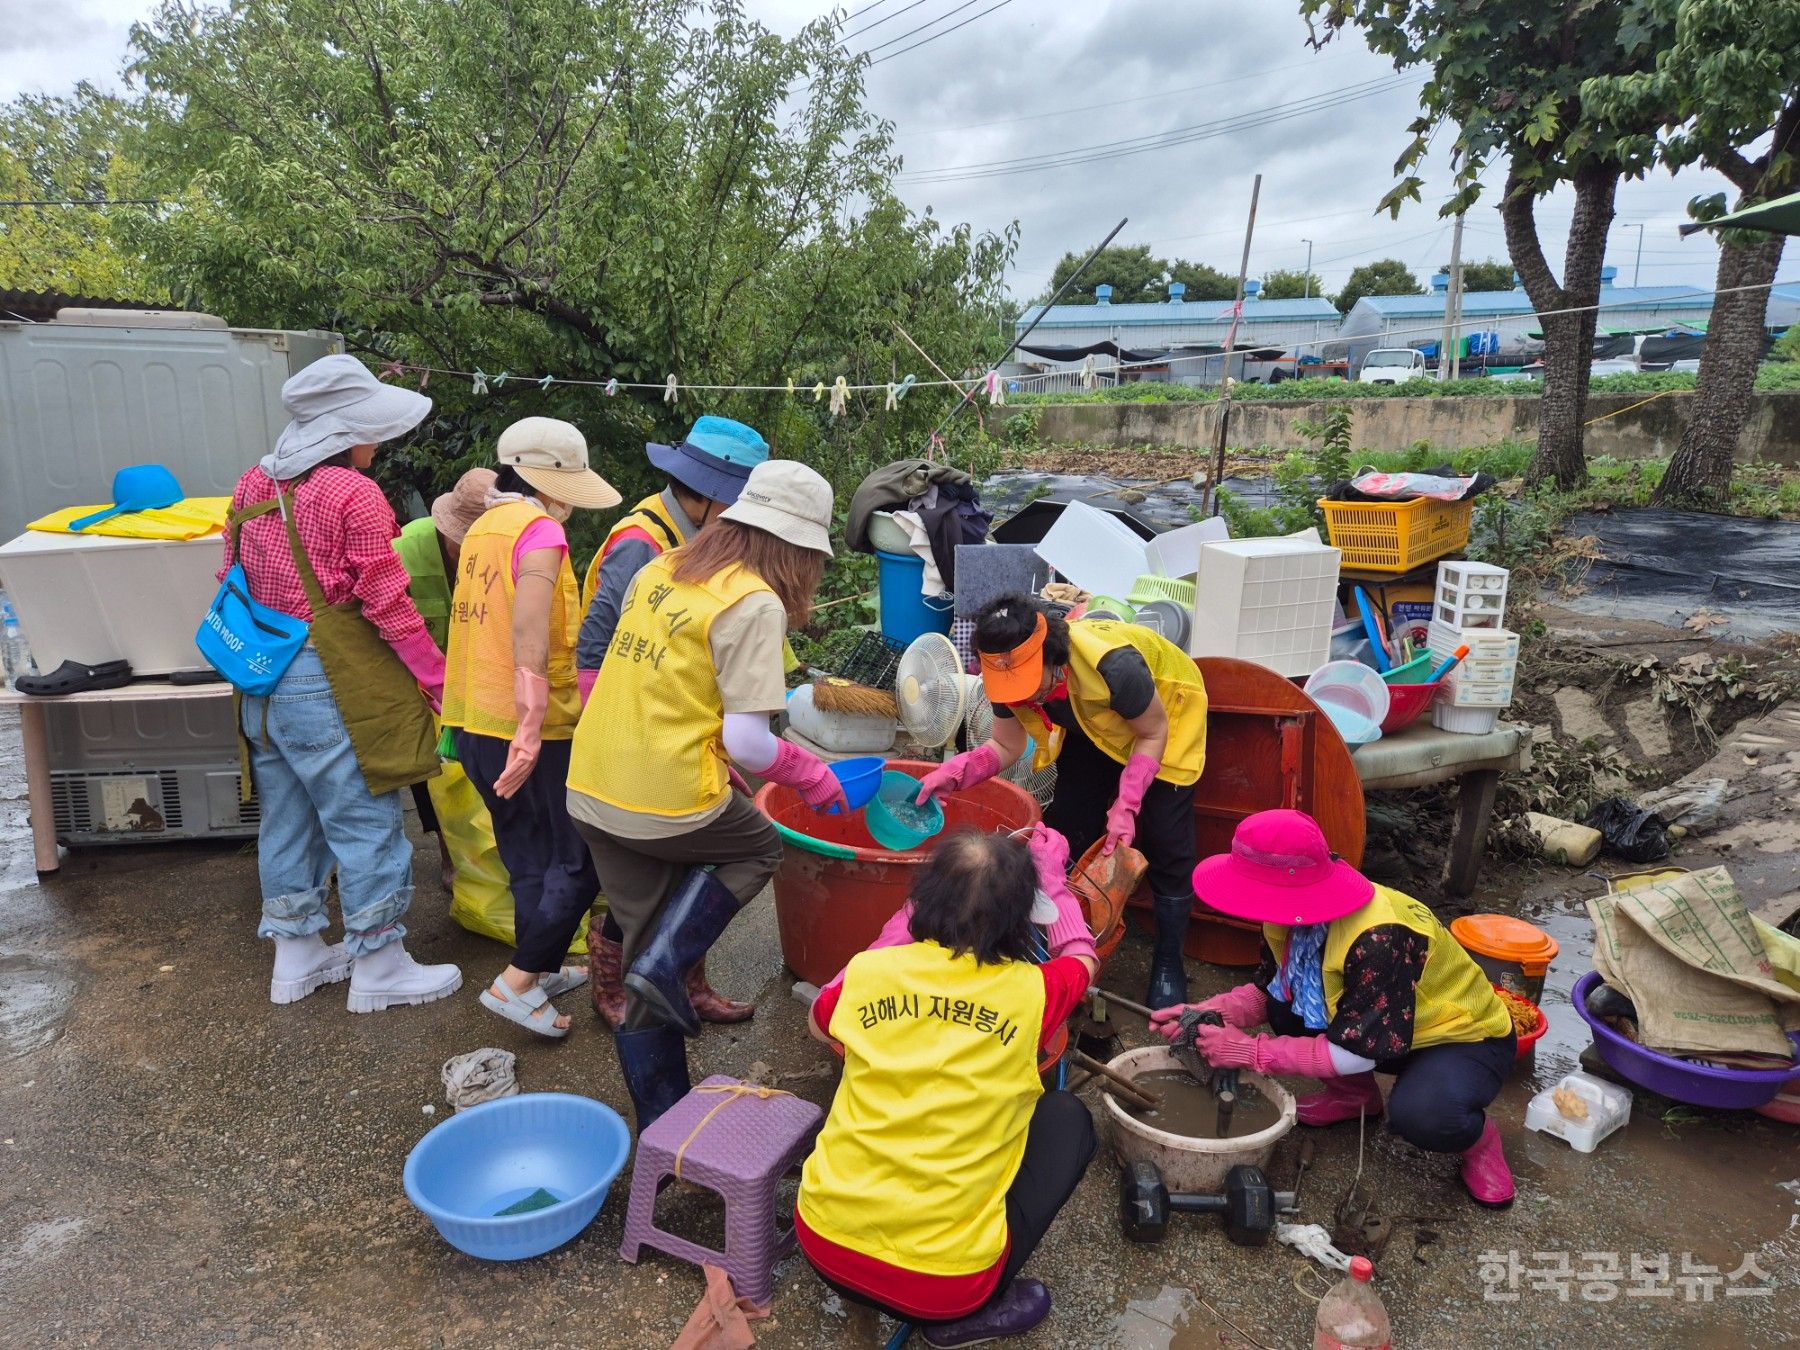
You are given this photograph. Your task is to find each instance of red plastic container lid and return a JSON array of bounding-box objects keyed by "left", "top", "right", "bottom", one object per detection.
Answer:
[{"left": 1450, "top": 914, "right": 1560, "bottom": 974}]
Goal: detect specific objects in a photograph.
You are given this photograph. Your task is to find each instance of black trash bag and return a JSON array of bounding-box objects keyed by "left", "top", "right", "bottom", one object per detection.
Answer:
[{"left": 1586, "top": 797, "right": 1670, "bottom": 863}]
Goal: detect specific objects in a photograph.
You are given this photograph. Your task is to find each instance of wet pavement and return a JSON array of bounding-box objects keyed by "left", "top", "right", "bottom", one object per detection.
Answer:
[{"left": 2, "top": 705, "right": 1797, "bottom": 1348}]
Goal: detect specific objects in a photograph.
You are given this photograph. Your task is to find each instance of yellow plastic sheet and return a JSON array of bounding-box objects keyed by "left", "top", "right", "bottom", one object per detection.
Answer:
[
  {"left": 431, "top": 757, "right": 594, "bottom": 957},
  {"left": 27, "top": 496, "right": 233, "bottom": 540}
]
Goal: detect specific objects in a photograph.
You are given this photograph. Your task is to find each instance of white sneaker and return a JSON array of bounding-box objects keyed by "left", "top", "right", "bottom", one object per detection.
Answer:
[
  {"left": 347, "top": 941, "right": 462, "bottom": 1013},
  {"left": 270, "top": 934, "right": 353, "bottom": 1005}
]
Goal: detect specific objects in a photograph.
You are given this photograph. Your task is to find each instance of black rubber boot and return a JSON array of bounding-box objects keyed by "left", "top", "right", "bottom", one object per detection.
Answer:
[
  {"left": 614, "top": 1023, "right": 692, "bottom": 1134},
  {"left": 625, "top": 868, "right": 741, "bottom": 1037},
  {"left": 1146, "top": 892, "right": 1192, "bottom": 1011}
]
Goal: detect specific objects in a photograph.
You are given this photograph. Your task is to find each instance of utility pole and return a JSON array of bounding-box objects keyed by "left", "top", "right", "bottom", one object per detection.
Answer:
[
  {"left": 1440, "top": 212, "right": 1464, "bottom": 382},
  {"left": 1203, "top": 174, "right": 1261, "bottom": 520},
  {"left": 1625, "top": 223, "right": 1646, "bottom": 287},
  {"left": 1302, "top": 239, "right": 1314, "bottom": 298}
]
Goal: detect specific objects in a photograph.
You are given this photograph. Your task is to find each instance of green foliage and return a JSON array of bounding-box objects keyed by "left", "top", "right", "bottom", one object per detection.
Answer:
[
  {"left": 1259, "top": 268, "right": 1324, "bottom": 300},
  {"left": 1772, "top": 326, "right": 1800, "bottom": 364},
  {"left": 1332, "top": 259, "right": 1421, "bottom": 314},
  {"left": 1467, "top": 495, "right": 1551, "bottom": 569},
  {"left": 123, "top": 0, "right": 1015, "bottom": 525},
  {"left": 0, "top": 85, "right": 162, "bottom": 299},
  {"left": 1270, "top": 405, "right": 1354, "bottom": 533},
  {"left": 1043, "top": 245, "right": 1236, "bottom": 305},
  {"left": 1439, "top": 258, "right": 1514, "bottom": 293}
]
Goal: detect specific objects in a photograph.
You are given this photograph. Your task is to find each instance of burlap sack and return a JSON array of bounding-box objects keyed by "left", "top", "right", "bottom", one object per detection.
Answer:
[{"left": 1587, "top": 866, "right": 1799, "bottom": 1060}]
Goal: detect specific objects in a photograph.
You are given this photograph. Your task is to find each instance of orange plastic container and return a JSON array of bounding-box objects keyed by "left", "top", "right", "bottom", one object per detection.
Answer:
[
  {"left": 1450, "top": 914, "right": 1559, "bottom": 1002},
  {"left": 1069, "top": 839, "right": 1147, "bottom": 969},
  {"left": 1318, "top": 495, "right": 1474, "bottom": 573}
]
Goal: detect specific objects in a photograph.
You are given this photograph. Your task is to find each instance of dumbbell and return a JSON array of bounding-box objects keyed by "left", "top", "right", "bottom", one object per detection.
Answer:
[{"left": 1120, "top": 1160, "right": 1296, "bottom": 1247}]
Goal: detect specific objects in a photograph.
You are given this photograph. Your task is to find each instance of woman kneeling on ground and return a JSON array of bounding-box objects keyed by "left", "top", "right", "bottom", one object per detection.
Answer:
[
  {"left": 567, "top": 460, "right": 847, "bottom": 1128},
  {"left": 1153, "top": 809, "right": 1518, "bottom": 1207},
  {"left": 796, "top": 826, "right": 1099, "bottom": 1348}
]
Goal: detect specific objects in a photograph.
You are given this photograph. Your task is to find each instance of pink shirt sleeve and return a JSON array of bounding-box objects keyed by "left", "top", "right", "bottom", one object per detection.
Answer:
[{"left": 512, "top": 517, "right": 569, "bottom": 578}]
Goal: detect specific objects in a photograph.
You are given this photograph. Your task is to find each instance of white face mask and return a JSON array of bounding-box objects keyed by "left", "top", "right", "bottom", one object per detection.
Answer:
[{"left": 543, "top": 498, "right": 574, "bottom": 524}]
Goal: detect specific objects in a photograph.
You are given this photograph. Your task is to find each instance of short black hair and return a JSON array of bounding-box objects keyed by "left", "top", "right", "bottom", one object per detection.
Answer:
[
  {"left": 974, "top": 593, "right": 1071, "bottom": 668},
  {"left": 907, "top": 829, "right": 1038, "bottom": 966},
  {"left": 493, "top": 465, "right": 532, "bottom": 496}
]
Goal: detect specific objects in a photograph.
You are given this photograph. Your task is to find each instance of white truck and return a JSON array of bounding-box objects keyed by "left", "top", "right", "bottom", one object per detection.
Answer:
[{"left": 1357, "top": 348, "right": 1429, "bottom": 384}]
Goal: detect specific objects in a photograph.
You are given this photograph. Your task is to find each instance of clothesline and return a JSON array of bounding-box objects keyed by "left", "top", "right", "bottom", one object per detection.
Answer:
[{"left": 375, "top": 276, "right": 1794, "bottom": 407}]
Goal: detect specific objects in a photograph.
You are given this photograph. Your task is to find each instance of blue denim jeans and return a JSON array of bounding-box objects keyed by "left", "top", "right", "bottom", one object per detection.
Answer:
[{"left": 243, "top": 647, "right": 413, "bottom": 956}]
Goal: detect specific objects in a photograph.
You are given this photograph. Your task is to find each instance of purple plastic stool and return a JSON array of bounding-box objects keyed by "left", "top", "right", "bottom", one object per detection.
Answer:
[{"left": 618, "top": 1075, "right": 823, "bottom": 1306}]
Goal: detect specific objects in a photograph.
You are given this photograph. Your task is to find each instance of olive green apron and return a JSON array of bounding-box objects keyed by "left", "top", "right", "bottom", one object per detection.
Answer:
[{"left": 231, "top": 484, "right": 441, "bottom": 800}]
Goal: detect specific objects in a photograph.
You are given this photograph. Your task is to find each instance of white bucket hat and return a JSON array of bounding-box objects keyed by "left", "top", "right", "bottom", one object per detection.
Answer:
[
  {"left": 496, "top": 417, "right": 622, "bottom": 510},
  {"left": 719, "top": 460, "right": 835, "bottom": 556},
  {"left": 261, "top": 354, "right": 433, "bottom": 481}
]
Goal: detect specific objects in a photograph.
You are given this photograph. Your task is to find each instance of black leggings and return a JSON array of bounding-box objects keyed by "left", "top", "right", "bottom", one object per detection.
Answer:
[
  {"left": 810, "top": 1091, "right": 1097, "bottom": 1324},
  {"left": 1268, "top": 1002, "right": 1515, "bottom": 1153},
  {"left": 1043, "top": 720, "right": 1197, "bottom": 899}
]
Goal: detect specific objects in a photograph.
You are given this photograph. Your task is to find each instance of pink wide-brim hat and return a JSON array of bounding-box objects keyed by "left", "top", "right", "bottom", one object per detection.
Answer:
[{"left": 1192, "top": 809, "right": 1374, "bottom": 928}]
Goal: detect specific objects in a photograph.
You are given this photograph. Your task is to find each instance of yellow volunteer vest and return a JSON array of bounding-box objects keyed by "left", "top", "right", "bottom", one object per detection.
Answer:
[
  {"left": 1009, "top": 620, "right": 1207, "bottom": 786},
  {"left": 441, "top": 499, "right": 582, "bottom": 741},
  {"left": 393, "top": 516, "right": 452, "bottom": 649},
  {"left": 580, "top": 492, "right": 684, "bottom": 611},
  {"left": 1264, "top": 885, "right": 1513, "bottom": 1050},
  {"left": 567, "top": 552, "right": 773, "bottom": 817},
  {"left": 798, "top": 941, "right": 1047, "bottom": 1275}
]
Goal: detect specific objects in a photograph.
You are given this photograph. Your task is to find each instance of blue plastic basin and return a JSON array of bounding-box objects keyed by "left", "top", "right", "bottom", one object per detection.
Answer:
[
  {"left": 827, "top": 756, "right": 886, "bottom": 812},
  {"left": 403, "top": 1092, "right": 631, "bottom": 1260}
]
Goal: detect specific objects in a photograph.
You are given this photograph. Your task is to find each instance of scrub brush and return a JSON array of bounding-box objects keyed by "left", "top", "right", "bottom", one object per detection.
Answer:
[{"left": 807, "top": 676, "right": 898, "bottom": 719}]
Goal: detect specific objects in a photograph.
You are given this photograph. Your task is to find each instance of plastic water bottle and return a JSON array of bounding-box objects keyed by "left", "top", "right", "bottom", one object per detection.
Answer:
[
  {"left": 1314, "top": 1256, "right": 1391, "bottom": 1348},
  {"left": 1, "top": 589, "right": 37, "bottom": 689}
]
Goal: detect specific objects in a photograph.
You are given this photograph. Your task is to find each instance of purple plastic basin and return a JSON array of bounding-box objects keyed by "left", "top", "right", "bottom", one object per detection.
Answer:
[{"left": 1572, "top": 971, "right": 1800, "bottom": 1110}]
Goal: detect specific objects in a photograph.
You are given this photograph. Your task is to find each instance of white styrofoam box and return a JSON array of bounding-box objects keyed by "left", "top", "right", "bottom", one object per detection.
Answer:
[
  {"left": 1189, "top": 535, "right": 1341, "bottom": 676},
  {"left": 1033, "top": 500, "right": 1153, "bottom": 601},
  {"left": 1428, "top": 620, "right": 1519, "bottom": 662},
  {"left": 1143, "top": 517, "right": 1228, "bottom": 579},
  {"left": 1432, "top": 701, "right": 1500, "bottom": 734},
  {"left": 0, "top": 529, "right": 222, "bottom": 674},
  {"left": 784, "top": 683, "right": 897, "bottom": 754},
  {"left": 1525, "top": 1072, "right": 1632, "bottom": 1153}
]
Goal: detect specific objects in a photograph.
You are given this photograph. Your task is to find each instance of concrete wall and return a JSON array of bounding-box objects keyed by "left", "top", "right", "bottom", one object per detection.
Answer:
[{"left": 1018, "top": 389, "right": 1800, "bottom": 466}]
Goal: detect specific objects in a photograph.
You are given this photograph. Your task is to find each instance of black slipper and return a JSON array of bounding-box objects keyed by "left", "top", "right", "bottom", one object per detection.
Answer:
[{"left": 14, "top": 659, "right": 133, "bottom": 697}]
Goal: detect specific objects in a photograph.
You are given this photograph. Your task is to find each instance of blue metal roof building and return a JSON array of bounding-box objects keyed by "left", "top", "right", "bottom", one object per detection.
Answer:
[{"left": 1011, "top": 280, "right": 1344, "bottom": 386}]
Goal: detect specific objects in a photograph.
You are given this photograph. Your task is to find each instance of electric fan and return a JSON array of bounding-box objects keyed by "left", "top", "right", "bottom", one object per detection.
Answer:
[
  {"left": 962, "top": 679, "right": 1059, "bottom": 811},
  {"left": 895, "top": 632, "right": 977, "bottom": 749}
]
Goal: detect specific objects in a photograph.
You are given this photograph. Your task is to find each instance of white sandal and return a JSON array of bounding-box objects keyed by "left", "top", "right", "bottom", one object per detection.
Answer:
[
  {"left": 479, "top": 979, "right": 571, "bottom": 1039},
  {"left": 537, "top": 965, "right": 589, "bottom": 999}
]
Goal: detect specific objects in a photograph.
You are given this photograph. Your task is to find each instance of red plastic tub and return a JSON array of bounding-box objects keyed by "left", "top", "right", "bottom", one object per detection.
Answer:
[
  {"left": 756, "top": 760, "right": 1041, "bottom": 988},
  {"left": 1380, "top": 682, "right": 1440, "bottom": 735}
]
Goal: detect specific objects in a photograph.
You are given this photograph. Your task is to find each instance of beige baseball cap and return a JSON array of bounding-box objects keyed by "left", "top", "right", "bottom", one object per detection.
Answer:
[
  {"left": 496, "top": 417, "right": 621, "bottom": 510},
  {"left": 719, "top": 459, "right": 834, "bottom": 556}
]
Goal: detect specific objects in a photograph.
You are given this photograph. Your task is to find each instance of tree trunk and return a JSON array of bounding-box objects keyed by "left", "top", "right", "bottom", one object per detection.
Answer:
[
  {"left": 1652, "top": 232, "right": 1785, "bottom": 509},
  {"left": 1502, "top": 160, "right": 1618, "bottom": 490}
]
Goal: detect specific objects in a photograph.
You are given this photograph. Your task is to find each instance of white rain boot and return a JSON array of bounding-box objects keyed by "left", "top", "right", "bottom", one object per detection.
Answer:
[
  {"left": 346, "top": 940, "right": 462, "bottom": 1013},
  {"left": 270, "top": 933, "right": 353, "bottom": 1005}
]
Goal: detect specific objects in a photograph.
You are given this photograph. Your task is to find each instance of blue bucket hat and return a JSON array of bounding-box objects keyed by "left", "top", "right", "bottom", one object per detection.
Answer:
[{"left": 647, "top": 416, "right": 770, "bottom": 505}]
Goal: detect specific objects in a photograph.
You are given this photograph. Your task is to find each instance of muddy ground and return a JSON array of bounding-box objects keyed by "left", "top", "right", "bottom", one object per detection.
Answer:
[{"left": 3, "top": 641, "right": 1798, "bottom": 1347}]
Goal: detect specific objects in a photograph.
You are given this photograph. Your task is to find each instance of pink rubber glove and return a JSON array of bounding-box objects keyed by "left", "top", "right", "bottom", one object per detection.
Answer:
[
  {"left": 494, "top": 668, "right": 548, "bottom": 799},
  {"left": 578, "top": 667, "right": 598, "bottom": 706},
  {"left": 1104, "top": 754, "right": 1159, "bottom": 856},
  {"left": 390, "top": 628, "right": 446, "bottom": 712},
  {"left": 764, "top": 740, "right": 849, "bottom": 814},
  {"left": 1026, "top": 821, "right": 1070, "bottom": 885},
  {"left": 1193, "top": 1023, "right": 1339, "bottom": 1079},
  {"left": 1149, "top": 983, "right": 1270, "bottom": 1033},
  {"left": 915, "top": 743, "right": 1002, "bottom": 805}
]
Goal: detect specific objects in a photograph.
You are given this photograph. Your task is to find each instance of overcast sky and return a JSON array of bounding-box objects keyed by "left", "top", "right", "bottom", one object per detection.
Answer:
[{"left": 6, "top": 0, "right": 1785, "bottom": 308}]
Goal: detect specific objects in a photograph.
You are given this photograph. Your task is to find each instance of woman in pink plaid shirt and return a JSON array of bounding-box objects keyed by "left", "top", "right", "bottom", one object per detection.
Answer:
[{"left": 221, "top": 356, "right": 462, "bottom": 1013}]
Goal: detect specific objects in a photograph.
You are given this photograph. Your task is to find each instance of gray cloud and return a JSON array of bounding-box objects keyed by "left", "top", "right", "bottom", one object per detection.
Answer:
[{"left": 0, "top": 0, "right": 1765, "bottom": 303}]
